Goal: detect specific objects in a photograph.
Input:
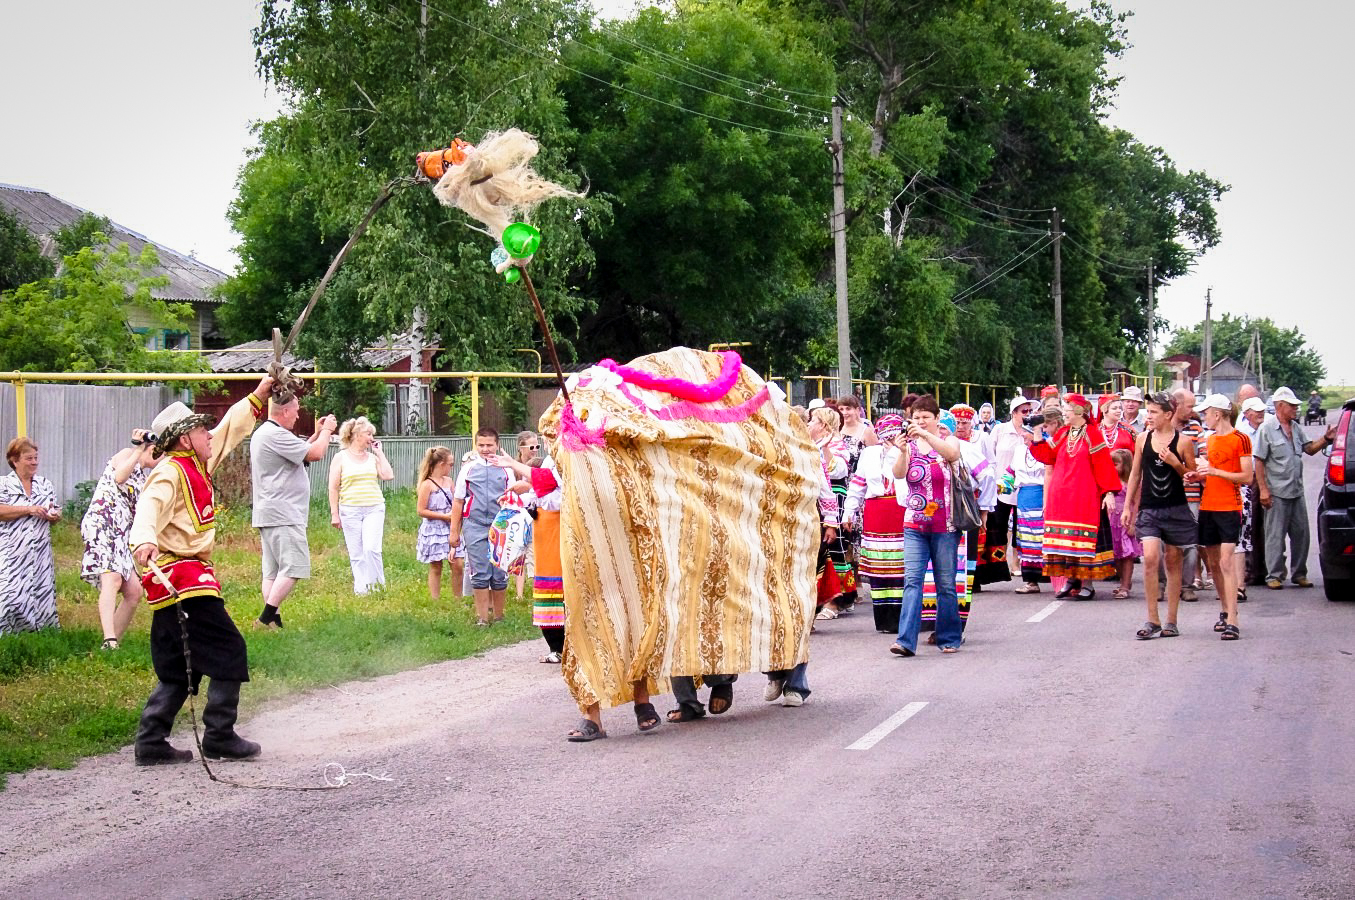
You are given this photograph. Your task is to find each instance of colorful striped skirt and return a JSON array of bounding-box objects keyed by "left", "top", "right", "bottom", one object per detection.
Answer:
[
  {"left": 531, "top": 509, "right": 565, "bottom": 628},
  {"left": 920, "top": 533, "right": 972, "bottom": 632},
  {"left": 1042, "top": 509, "right": 1116, "bottom": 581},
  {"left": 1014, "top": 484, "right": 1049, "bottom": 583},
  {"left": 862, "top": 495, "right": 905, "bottom": 631}
]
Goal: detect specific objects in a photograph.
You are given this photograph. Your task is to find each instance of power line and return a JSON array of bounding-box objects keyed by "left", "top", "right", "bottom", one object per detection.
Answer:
[
  {"left": 591, "top": 20, "right": 835, "bottom": 107},
  {"left": 1061, "top": 233, "right": 1150, "bottom": 272},
  {"left": 417, "top": 0, "right": 824, "bottom": 141},
  {"left": 948, "top": 233, "right": 1054, "bottom": 305}
]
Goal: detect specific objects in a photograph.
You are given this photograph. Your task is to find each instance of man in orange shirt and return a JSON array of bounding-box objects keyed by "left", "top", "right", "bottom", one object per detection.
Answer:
[{"left": 1193, "top": 394, "right": 1253, "bottom": 641}]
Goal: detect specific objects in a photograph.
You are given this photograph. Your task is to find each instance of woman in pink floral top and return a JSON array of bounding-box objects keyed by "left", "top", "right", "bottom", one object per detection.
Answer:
[{"left": 889, "top": 394, "right": 964, "bottom": 655}]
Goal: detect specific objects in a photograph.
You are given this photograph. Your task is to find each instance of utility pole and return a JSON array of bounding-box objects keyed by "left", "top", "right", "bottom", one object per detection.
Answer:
[
  {"left": 830, "top": 96, "right": 852, "bottom": 398},
  {"left": 1051, "top": 208, "right": 1064, "bottom": 391},
  {"left": 1146, "top": 261, "right": 1155, "bottom": 392},
  {"left": 1202, "top": 287, "right": 1213, "bottom": 395}
]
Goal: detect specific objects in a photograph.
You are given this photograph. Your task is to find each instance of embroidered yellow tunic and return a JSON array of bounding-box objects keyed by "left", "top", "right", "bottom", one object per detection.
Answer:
[{"left": 129, "top": 394, "right": 263, "bottom": 578}]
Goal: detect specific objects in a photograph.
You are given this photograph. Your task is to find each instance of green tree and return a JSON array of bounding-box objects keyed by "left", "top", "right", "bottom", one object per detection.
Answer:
[
  {"left": 0, "top": 237, "right": 209, "bottom": 375},
  {"left": 557, "top": 4, "right": 836, "bottom": 373},
  {"left": 0, "top": 206, "right": 54, "bottom": 293},
  {"left": 1165, "top": 314, "right": 1325, "bottom": 395},
  {"left": 221, "top": 0, "right": 600, "bottom": 378}
]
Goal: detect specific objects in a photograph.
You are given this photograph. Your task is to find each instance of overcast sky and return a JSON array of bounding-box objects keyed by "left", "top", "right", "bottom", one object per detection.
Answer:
[{"left": 1, "top": 1, "right": 1346, "bottom": 383}]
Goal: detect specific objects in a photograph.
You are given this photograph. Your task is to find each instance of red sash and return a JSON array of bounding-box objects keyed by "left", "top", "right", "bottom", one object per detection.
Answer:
[
  {"left": 141, "top": 554, "right": 222, "bottom": 609},
  {"left": 167, "top": 452, "right": 216, "bottom": 533}
]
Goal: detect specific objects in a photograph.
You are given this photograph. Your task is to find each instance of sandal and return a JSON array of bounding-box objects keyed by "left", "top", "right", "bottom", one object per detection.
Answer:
[
  {"left": 100, "top": 637, "right": 119, "bottom": 651},
  {"left": 1136, "top": 622, "right": 1162, "bottom": 640},
  {"left": 1014, "top": 584, "right": 1041, "bottom": 594},
  {"left": 1214, "top": 612, "right": 1228, "bottom": 633},
  {"left": 1111, "top": 588, "right": 1130, "bottom": 600},
  {"left": 1054, "top": 584, "right": 1075, "bottom": 599},
  {"left": 940, "top": 646, "right": 959, "bottom": 654},
  {"left": 566, "top": 719, "right": 607, "bottom": 742},
  {"left": 1236, "top": 588, "right": 1248, "bottom": 604},
  {"left": 889, "top": 643, "right": 915, "bottom": 658},
  {"left": 666, "top": 704, "right": 705, "bottom": 723},
  {"left": 1161, "top": 622, "right": 1180, "bottom": 637},
  {"left": 1074, "top": 587, "right": 1097, "bottom": 601},
  {"left": 708, "top": 683, "right": 734, "bottom": 716},
  {"left": 815, "top": 606, "right": 839, "bottom": 621},
  {"left": 1220, "top": 624, "right": 1240, "bottom": 641},
  {"left": 539, "top": 652, "right": 562, "bottom": 664},
  {"left": 634, "top": 702, "right": 662, "bottom": 732},
  {"left": 926, "top": 632, "right": 937, "bottom": 645}
]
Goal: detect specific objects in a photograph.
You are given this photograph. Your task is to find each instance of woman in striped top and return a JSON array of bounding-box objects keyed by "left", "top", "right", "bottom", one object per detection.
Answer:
[{"left": 328, "top": 416, "right": 394, "bottom": 594}]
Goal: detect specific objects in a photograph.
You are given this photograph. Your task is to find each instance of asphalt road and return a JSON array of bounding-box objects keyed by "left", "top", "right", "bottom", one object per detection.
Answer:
[{"left": 2, "top": 449, "right": 1352, "bottom": 899}]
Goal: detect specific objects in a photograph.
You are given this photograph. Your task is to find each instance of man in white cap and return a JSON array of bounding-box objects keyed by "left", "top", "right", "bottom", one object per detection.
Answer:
[
  {"left": 1253, "top": 386, "right": 1337, "bottom": 589},
  {"left": 1234, "top": 385, "right": 1272, "bottom": 587},
  {"left": 1121, "top": 385, "right": 1147, "bottom": 434},
  {"left": 128, "top": 376, "right": 272, "bottom": 765}
]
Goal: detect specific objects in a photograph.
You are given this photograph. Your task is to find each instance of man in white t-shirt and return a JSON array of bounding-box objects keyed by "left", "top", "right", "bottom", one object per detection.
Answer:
[{"left": 250, "top": 397, "right": 336, "bottom": 629}]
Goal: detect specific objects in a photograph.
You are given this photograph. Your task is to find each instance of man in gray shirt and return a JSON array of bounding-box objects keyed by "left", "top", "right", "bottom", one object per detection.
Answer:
[
  {"left": 251, "top": 396, "right": 337, "bottom": 628},
  {"left": 1253, "top": 386, "right": 1336, "bottom": 589}
]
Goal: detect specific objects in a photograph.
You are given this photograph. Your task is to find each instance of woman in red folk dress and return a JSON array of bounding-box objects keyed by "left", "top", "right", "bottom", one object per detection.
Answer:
[{"left": 1025, "top": 393, "right": 1122, "bottom": 599}]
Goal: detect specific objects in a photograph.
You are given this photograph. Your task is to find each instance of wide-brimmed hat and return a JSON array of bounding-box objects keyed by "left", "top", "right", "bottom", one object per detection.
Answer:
[
  {"left": 150, "top": 401, "right": 215, "bottom": 452},
  {"left": 1122, "top": 386, "right": 1145, "bottom": 402},
  {"left": 1270, "top": 386, "right": 1300, "bottom": 406},
  {"left": 1008, "top": 395, "right": 1032, "bottom": 414}
]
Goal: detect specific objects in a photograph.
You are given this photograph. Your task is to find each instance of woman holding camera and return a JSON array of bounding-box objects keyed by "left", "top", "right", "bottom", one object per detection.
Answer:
[
  {"left": 1024, "top": 393, "right": 1122, "bottom": 599},
  {"left": 889, "top": 394, "right": 964, "bottom": 656},
  {"left": 329, "top": 416, "right": 395, "bottom": 594},
  {"left": 80, "top": 428, "right": 161, "bottom": 648}
]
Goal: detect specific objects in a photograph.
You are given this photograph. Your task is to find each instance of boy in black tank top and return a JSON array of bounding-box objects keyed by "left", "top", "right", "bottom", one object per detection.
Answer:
[{"left": 1121, "top": 392, "right": 1199, "bottom": 639}]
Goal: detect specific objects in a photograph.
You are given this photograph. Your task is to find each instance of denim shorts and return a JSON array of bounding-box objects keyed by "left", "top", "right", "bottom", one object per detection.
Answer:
[{"left": 1136, "top": 504, "right": 1197, "bottom": 547}]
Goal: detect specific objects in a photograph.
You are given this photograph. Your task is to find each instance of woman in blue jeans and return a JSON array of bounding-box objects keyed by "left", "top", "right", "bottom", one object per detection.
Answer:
[{"left": 889, "top": 394, "right": 964, "bottom": 656}]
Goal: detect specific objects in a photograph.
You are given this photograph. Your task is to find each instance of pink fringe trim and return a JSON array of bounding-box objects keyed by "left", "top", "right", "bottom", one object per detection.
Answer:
[
  {"left": 597, "top": 351, "right": 742, "bottom": 403},
  {"left": 560, "top": 400, "right": 606, "bottom": 452},
  {"left": 652, "top": 385, "right": 770, "bottom": 423}
]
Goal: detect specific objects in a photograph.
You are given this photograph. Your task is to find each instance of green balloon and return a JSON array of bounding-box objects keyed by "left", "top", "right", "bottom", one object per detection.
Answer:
[
  {"left": 504, "top": 267, "right": 522, "bottom": 284},
  {"left": 501, "top": 222, "right": 542, "bottom": 258}
]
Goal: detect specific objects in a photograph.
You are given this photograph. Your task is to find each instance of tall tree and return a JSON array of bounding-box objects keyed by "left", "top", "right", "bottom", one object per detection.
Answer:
[
  {"left": 557, "top": 4, "right": 836, "bottom": 374},
  {"left": 221, "top": 0, "right": 600, "bottom": 376}
]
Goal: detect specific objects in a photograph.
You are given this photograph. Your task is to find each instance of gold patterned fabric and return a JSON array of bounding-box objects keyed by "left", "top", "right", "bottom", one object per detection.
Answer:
[{"left": 538, "top": 348, "right": 820, "bottom": 711}]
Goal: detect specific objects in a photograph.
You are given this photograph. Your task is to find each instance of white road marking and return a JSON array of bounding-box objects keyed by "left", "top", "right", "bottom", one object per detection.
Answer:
[
  {"left": 1026, "top": 600, "right": 1065, "bottom": 623},
  {"left": 846, "top": 701, "right": 929, "bottom": 751}
]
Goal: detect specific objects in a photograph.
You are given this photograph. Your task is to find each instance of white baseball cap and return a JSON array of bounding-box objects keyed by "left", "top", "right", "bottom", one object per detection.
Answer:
[
  {"left": 1122, "top": 386, "right": 1145, "bottom": 402},
  {"left": 1240, "top": 397, "right": 1267, "bottom": 414},
  {"left": 1270, "top": 386, "right": 1300, "bottom": 406},
  {"left": 1008, "top": 395, "right": 1033, "bottom": 414},
  {"left": 1193, "top": 393, "right": 1233, "bottom": 413}
]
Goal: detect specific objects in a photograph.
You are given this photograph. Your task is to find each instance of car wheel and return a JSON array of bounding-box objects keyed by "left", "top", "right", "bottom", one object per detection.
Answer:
[{"left": 1323, "top": 575, "right": 1355, "bottom": 602}]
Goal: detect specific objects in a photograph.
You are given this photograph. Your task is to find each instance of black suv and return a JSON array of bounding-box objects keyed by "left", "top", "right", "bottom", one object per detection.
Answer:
[{"left": 1318, "top": 397, "right": 1355, "bottom": 600}]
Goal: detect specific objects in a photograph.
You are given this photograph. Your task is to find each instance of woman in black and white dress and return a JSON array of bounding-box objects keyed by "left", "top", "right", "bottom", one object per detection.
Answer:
[{"left": 0, "top": 437, "right": 61, "bottom": 635}]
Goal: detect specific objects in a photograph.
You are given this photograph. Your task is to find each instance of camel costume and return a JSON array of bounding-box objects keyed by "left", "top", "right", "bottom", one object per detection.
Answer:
[{"left": 539, "top": 348, "right": 821, "bottom": 712}]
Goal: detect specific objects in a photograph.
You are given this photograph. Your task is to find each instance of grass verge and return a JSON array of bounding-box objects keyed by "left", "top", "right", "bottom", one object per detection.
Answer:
[{"left": 0, "top": 491, "right": 537, "bottom": 789}]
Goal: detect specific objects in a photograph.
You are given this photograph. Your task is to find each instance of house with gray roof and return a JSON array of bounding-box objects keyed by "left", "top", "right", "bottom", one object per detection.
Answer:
[{"left": 0, "top": 182, "right": 227, "bottom": 350}]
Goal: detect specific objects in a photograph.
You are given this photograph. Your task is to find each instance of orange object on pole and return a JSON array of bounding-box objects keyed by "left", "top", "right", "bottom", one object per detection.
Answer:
[{"left": 415, "top": 138, "right": 473, "bottom": 180}]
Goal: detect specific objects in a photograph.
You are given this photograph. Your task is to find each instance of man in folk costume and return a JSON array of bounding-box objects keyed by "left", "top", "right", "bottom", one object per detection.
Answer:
[{"left": 129, "top": 377, "right": 272, "bottom": 765}]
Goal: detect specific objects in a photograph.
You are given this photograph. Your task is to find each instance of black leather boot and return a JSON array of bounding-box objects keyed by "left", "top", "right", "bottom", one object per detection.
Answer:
[
  {"left": 134, "top": 681, "right": 194, "bottom": 766},
  {"left": 200, "top": 680, "right": 261, "bottom": 760}
]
